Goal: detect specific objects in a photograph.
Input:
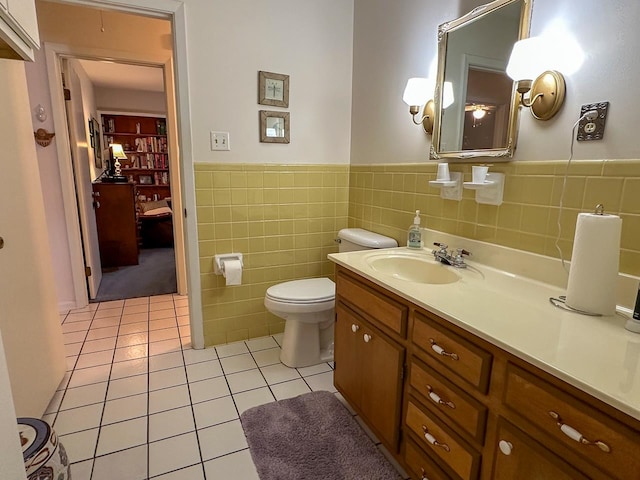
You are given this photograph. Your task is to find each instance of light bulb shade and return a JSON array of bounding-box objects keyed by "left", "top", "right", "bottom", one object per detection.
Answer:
[
  {"left": 403, "top": 77, "right": 433, "bottom": 106},
  {"left": 442, "top": 82, "right": 454, "bottom": 109},
  {"left": 110, "top": 143, "right": 127, "bottom": 160},
  {"left": 506, "top": 37, "right": 551, "bottom": 81},
  {"left": 472, "top": 108, "right": 486, "bottom": 119}
]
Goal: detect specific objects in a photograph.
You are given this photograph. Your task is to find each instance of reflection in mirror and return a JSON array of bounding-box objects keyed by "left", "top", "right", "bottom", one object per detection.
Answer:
[
  {"left": 431, "top": 0, "right": 531, "bottom": 160},
  {"left": 266, "top": 117, "right": 285, "bottom": 138},
  {"left": 259, "top": 110, "right": 290, "bottom": 144}
]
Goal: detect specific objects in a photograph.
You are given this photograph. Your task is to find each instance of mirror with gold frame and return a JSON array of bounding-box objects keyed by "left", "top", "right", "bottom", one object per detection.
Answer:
[{"left": 431, "top": 0, "right": 532, "bottom": 161}]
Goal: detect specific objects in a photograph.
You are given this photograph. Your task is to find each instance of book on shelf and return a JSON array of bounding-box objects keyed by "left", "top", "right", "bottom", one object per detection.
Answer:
[{"left": 133, "top": 137, "right": 167, "bottom": 153}]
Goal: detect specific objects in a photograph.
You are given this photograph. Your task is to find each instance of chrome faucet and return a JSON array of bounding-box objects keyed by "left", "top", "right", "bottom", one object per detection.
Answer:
[{"left": 432, "top": 242, "right": 471, "bottom": 268}]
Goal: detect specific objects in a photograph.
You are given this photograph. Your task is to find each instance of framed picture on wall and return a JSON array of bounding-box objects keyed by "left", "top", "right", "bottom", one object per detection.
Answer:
[
  {"left": 258, "top": 71, "right": 289, "bottom": 108},
  {"left": 91, "top": 117, "right": 102, "bottom": 168}
]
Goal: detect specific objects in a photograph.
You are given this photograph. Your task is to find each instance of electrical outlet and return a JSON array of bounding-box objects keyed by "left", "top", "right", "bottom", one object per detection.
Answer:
[
  {"left": 211, "top": 131, "right": 230, "bottom": 151},
  {"left": 577, "top": 102, "right": 609, "bottom": 141}
]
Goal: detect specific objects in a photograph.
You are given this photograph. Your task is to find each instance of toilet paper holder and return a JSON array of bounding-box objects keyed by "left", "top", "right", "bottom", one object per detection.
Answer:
[{"left": 214, "top": 253, "right": 244, "bottom": 275}]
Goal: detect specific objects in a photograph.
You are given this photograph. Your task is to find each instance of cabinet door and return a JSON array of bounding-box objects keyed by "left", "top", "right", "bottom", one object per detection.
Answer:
[
  {"left": 334, "top": 303, "right": 362, "bottom": 406},
  {"left": 359, "top": 322, "right": 404, "bottom": 451},
  {"left": 491, "top": 419, "right": 588, "bottom": 480},
  {"left": 6, "top": 0, "right": 38, "bottom": 47}
]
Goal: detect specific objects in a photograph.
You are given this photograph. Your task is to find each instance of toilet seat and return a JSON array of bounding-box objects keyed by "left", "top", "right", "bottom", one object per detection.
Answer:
[{"left": 265, "top": 278, "right": 335, "bottom": 304}]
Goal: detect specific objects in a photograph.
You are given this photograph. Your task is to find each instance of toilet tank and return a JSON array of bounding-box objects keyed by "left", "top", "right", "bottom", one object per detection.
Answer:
[{"left": 337, "top": 228, "right": 398, "bottom": 252}]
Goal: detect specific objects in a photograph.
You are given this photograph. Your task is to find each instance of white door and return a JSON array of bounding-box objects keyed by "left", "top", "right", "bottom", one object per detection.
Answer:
[{"left": 63, "top": 59, "right": 103, "bottom": 298}]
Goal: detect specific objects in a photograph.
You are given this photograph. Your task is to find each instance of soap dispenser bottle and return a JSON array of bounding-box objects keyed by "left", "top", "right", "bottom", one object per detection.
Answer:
[{"left": 407, "top": 210, "right": 423, "bottom": 249}]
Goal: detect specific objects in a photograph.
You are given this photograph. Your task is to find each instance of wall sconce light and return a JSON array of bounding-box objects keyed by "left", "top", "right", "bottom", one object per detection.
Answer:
[
  {"left": 506, "top": 37, "right": 566, "bottom": 120},
  {"left": 402, "top": 78, "right": 454, "bottom": 135},
  {"left": 403, "top": 77, "right": 435, "bottom": 134}
]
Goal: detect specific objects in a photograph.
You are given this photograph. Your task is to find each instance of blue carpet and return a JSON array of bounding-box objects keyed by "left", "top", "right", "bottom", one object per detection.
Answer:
[{"left": 93, "top": 248, "right": 177, "bottom": 302}]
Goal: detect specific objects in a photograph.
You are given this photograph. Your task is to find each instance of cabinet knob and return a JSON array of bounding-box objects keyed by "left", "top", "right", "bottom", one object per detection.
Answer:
[
  {"left": 548, "top": 411, "right": 611, "bottom": 453},
  {"left": 0, "top": 237, "right": 3, "bottom": 249},
  {"left": 351, "top": 324, "right": 360, "bottom": 333},
  {"left": 429, "top": 338, "right": 459, "bottom": 360},
  {"left": 498, "top": 440, "right": 513, "bottom": 455},
  {"left": 421, "top": 425, "right": 450, "bottom": 452},
  {"left": 363, "top": 333, "right": 372, "bottom": 343}
]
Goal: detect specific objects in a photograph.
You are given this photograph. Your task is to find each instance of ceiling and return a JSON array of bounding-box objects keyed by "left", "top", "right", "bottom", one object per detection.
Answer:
[{"left": 77, "top": 59, "right": 165, "bottom": 93}]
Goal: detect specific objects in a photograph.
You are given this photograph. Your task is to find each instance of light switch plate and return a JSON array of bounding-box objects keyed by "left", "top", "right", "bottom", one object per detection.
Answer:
[{"left": 211, "top": 131, "right": 230, "bottom": 151}]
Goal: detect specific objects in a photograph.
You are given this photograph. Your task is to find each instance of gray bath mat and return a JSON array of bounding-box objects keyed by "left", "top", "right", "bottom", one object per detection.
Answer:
[{"left": 240, "top": 390, "right": 403, "bottom": 480}]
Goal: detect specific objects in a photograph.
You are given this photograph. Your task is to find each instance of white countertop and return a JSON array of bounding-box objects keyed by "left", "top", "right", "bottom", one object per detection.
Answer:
[{"left": 329, "top": 245, "right": 640, "bottom": 422}]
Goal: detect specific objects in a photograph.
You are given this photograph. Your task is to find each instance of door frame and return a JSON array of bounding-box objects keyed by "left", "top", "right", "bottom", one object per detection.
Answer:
[{"left": 43, "top": 0, "right": 204, "bottom": 349}]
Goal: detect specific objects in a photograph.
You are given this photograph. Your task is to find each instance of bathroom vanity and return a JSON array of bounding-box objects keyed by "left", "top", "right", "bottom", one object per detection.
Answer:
[{"left": 330, "top": 245, "right": 640, "bottom": 480}]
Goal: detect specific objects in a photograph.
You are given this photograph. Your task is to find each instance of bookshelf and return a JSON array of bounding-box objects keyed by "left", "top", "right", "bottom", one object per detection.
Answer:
[{"left": 102, "top": 114, "right": 171, "bottom": 203}]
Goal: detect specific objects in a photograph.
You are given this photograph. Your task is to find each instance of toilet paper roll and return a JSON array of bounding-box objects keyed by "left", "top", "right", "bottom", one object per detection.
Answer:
[
  {"left": 222, "top": 259, "right": 242, "bottom": 286},
  {"left": 566, "top": 213, "right": 622, "bottom": 316}
]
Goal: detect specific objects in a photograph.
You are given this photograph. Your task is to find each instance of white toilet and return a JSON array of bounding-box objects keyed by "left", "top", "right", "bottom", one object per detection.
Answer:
[{"left": 264, "top": 228, "right": 398, "bottom": 368}]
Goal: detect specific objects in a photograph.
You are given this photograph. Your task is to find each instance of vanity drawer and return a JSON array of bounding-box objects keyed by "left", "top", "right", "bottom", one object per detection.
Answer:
[
  {"left": 336, "top": 271, "right": 407, "bottom": 336},
  {"left": 410, "top": 359, "right": 487, "bottom": 443},
  {"left": 404, "top": 438, "right": 451, "bottom": 480},
  {"left": 412, "top": 311, "right": 492, "bottom": 393},
  {"left": 405, "top": 400, "right": 480, "bottom": 480},
  {"left": 503, "top": 363, "right": 640, "bottom": 479}
]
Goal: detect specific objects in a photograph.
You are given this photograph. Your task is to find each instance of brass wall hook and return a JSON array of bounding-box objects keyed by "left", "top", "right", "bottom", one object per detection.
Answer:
[{"left": 34, "top": 128, "right": 55, "bottom": 147}]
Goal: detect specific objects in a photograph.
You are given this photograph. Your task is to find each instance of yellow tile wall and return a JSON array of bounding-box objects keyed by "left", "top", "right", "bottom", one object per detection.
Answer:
[
  {"left": 195, "top": 160, "right": 639, "bottom": 346},
  {"left": 195, "top": 163, "right": 349, "bottom": 346},
  {"left": 348, "top": 160, "right": 640, "bottom": 277}
]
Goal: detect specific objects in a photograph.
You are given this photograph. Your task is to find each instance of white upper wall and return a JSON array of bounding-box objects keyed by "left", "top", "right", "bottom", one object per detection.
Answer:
[
  {"left": 351, "top": 0, "right": 640, "bottom": 163},
  {"left": 185, "top": 0, "right": 354, "bottom": 165},
  {"left": 96, "top": 87, "right": 167, "bottom": 115},
  {"left": 25, "top": 47, "right": 76, "bottom": 309},
  {"left": 351, "top": 0, "right": 459, "bottom": 164}
]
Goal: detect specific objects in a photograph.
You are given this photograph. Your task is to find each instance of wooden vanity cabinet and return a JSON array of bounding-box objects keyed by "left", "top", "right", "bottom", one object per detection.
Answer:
[
  {"left": 334, "top": 269, "right": 407, "bottom": 452},
  {"left": 332, "top": 266, "right": 640, "bottom": 480}
]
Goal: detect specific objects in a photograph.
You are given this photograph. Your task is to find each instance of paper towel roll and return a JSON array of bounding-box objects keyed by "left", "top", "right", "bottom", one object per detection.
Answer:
[
  {"left": 222, "top": 259, "right": 242, "bottom": 286},
  {"left": 566, "top": 213, "right": 622, "bottom": 315}
]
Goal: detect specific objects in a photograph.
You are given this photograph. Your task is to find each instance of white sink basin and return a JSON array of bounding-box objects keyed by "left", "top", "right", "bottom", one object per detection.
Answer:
[{"left": 365, "top": 252, "right": 461, "bottom": 285}]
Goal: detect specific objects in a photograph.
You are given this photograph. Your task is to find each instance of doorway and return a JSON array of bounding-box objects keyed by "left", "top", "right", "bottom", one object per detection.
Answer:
[
  {"left": 95, "top": 110, "right": 178, "bottom": 302},
  {"left": 38, "top": 0, "right": 204, "bottom": 348},
  {"left": 61, "top": 55, "right": 180, "bottom": 303}
]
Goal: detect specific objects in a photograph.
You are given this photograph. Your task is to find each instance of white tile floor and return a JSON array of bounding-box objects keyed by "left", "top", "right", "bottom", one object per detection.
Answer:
[{"left": 48, "top": 294, "right": 408, "bottom": 479}]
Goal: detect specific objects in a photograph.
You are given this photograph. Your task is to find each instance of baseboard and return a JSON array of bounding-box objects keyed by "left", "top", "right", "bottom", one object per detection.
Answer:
[{"left": 58, "top": 301, "right": 77, "bottom": 313}]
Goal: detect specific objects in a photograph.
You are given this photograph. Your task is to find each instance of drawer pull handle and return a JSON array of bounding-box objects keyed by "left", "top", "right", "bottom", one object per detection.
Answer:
[
  {"left": 498, "top": 440, "right": 513, "bottom": 456},
  {"left": 429, "top": 339, "right": 459, "bottom": 360},
  {"left": 548, "top": 411, "right": 611, "bottom": 453},
  {"left": 426, "top": 385, "right": 456, "bottom": 409},
  {"left": 421, "top": 425, "right": 450, "bottom": 452},
  {"left": 351, "top": 324, "right": 359, "bottom": 333},
  {"left": 363, "top": 333, "right": 372, "bottom": 343}
]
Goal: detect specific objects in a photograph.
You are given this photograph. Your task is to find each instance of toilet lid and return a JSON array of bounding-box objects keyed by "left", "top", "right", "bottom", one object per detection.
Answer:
[{"left": 266, "top": 278, "right": 335, "bottom": 304}]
